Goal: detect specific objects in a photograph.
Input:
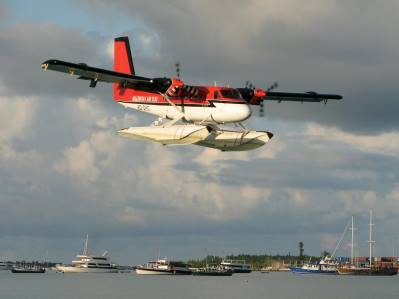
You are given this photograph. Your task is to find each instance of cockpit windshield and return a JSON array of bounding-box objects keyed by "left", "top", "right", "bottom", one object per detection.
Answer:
[{"left": 220, "top": 89, "right": 242, "bottom": 99}]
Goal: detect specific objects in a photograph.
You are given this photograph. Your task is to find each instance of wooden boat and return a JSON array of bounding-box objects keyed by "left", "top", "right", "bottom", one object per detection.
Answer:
[{"left": 338, "top": 211, "right": 398, "bottom": 276}]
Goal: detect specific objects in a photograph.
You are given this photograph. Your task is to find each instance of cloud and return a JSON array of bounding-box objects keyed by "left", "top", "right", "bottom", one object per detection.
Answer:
[
  {"left": 320, "top": 234, "right": 339, "bottom": 253},
  {"left": 54, "top": 98, "right": 126, "bottom": 184},
  {"left": 0, "top": 95, "right": 37, "bottom": 145},
  {"left": 1, "top": 0, "right": 399, "bottom": 261},
  {"left": 0, "top": 22, "right": 101, "bottom": 97},
  {"left": 73, "top": 0, "right": 399, "bottom": 134},
  {"left": 305, "top": 123, "right": 399, "bottom": 158}
]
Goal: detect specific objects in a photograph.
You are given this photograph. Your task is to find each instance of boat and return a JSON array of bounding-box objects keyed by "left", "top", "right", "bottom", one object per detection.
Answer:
[
  {"left": 55, "top": 235, "right": 118, "bottom": 273},
  {"left": 11, "top": 264, "right": 45, "bottom": 273},
  {"left": 134, "top": 258, "right": 192, "bottom": 275},
  {"left": 291, "top": 259, "right": 338, "bottom": 274},
  {"left": 192, "top": 264, "right": 233, "bottom": 276},
  {"left": 337, "top": 211, "right": 398, "bottom": 276},
  {"left": 220, "top": 259, "right": 251, "bottom": 273},
  {"left": 0, "top": 261, "right": 13, "bottom": 270},
  {"left": 276, "top": 266, "right": 292, "bottom": 272},
  {"left": 260, "top": 266, "right": 272, "bottom": 273},
  {"left": 337, "top": 264, "right": 397, "bottom": 276}
]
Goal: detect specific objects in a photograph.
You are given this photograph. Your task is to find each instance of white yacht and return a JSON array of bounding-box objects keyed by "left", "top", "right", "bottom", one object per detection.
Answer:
[
  {"left": 56, "top": 235, "right": 118, "bottom": 273},
  {"left": 134, "top": 258, "right": 192, "bottom": 275},
  {"left": 0, "top": 261, "right": 13, "bottom": 270},
  {"left": 220, "top": 259, "right": 251, "bottom": 273}
]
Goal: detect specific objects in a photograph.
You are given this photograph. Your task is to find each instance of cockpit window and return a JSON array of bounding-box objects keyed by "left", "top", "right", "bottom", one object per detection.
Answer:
[{"left": 220, "top": 89, "right": 242, "bottom": 99}]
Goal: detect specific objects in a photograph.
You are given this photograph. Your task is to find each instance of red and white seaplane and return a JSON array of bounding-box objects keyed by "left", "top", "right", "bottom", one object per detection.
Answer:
[{"left": 41, "top": 36, "right": 342, "bottom": 151}]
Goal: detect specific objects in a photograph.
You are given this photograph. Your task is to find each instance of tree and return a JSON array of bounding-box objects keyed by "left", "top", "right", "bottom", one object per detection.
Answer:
[
  {"left": 299, "top": 241, "right": 304, "bottom": 261},
  {"left": 321, "top": 250, "right": 331, "bottom": 258}
]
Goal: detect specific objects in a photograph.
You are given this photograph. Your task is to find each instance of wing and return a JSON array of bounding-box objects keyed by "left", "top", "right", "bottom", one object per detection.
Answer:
[
  {"left": 237, "top": 88, "right": 342, "bottom": 104},
  {"left": 263, "top": 91, "right": 342, "bottom": 102},
  {"left": 41, "top": 59, "right": 154, "bottom": 88}
]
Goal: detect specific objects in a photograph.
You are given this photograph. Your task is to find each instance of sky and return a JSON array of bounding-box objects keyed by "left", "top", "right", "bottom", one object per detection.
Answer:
[{"left": 0, "top": 0, "right": 399, "bottom": 265}]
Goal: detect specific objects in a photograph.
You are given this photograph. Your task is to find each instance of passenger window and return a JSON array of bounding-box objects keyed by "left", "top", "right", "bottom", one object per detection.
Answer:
[{"left": 214, "top": 91, "right": 219, "bottom": 99}]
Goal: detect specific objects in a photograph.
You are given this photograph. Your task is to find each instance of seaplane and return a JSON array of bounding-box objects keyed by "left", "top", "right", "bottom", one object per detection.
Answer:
[{"left": 41, "top": 36, "right": 342, "bottom": 151}]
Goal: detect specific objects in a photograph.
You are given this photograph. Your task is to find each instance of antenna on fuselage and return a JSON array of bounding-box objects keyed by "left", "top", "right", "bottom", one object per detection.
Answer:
[{"left": 175, "top": 62, "right": 180, "bottom": 79}]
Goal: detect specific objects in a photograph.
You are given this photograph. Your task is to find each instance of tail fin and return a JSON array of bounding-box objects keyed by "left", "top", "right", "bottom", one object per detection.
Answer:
[
  {"left": 113, "top": 37, "right": 135, "bottom": 101},
  {"left": 114, "top": 36, "right": 135, "bottom": 75}
]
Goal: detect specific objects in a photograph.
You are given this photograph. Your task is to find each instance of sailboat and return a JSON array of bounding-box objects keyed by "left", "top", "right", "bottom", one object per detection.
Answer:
[{"left": 337, "top": 211, "right": 398, "bottom": 276}]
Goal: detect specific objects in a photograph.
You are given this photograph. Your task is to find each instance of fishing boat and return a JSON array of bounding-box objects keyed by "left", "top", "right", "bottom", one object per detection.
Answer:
[
  {"left": 337, "top": 211, "right": 398, "bottom": 276},
  {"left": 11, "top": 264, "right": 45, "bottom": 273},
  {"left": 291, "top": 258, "right": 338, "bottom": 274},
  {"left": 220, "top": 259, "right": 251, "bottom": 273},
  {"left": 134, "top": 258, "right": 192, "bottom": 275},
  {"left": 192, "top": 264, "right": 233, "bottom": 276}
]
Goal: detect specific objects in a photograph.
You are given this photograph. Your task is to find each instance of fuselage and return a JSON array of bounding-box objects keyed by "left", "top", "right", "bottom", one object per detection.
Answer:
[{"left": 115, "top": 85, "right": 252, "bottom": 123}]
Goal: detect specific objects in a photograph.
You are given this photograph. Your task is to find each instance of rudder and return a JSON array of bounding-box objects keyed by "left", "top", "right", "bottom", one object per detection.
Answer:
[
  {"left": 113, "top": 36, "right": 135, "bottom": 102},
  {"left": 114, "top": 36, "right": 135, "bottom": 75}
]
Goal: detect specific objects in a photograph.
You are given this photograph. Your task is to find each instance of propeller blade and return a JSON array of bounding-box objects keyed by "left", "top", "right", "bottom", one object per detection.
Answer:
[
  {"left": 266, "top": 82, "right": 278, "bottom": 92},
  {"left": 259, "top": 101, "right": 264, "bottom": 117}
]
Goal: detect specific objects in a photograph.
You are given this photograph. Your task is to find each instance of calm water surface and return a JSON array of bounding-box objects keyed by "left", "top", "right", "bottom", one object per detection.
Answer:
[{"left": 1, "top": 271, "right": 398, "bottom": 299}]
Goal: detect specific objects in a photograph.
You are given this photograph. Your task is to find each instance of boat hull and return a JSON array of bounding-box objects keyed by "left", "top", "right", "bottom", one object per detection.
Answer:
[
  {"left": 338, "top": 267, "right": 398, "bottom": 276},
  {"left": 56, "top": 265, "right": 119, "bottom": 273},
  {"left": 231, "top": 269, "right": 251, "bottom": 273},
  {"left": 135, "top": 267, "right": 192, "bottom": 275},
  {"left": 192, "top": 271, "right": 233, "bottom": 276},
  {"left": 291, "top": 267, "right": 337, "bottom": 274},
  {"left": 11, "top": 268, "right": 45, "bottom": 273}
]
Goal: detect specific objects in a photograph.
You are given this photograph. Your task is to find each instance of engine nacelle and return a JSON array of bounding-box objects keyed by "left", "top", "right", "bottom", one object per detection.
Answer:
[{"left": 165, "top": 78, "right": 184, "bottom": 97}]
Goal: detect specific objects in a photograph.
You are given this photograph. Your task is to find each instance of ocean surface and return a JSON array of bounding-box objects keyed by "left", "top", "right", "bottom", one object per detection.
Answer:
[{"left": 1, "top": 271, "right": 398, "bottom": 299}]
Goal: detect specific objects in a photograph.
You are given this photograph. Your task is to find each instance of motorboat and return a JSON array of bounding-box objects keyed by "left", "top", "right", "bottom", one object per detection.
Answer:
[
  {"left": 134, "top": 258, "right": 192, "bottom": 275},
  {"left": 55, "top": 235, "right": 118, "bottom": 273}
]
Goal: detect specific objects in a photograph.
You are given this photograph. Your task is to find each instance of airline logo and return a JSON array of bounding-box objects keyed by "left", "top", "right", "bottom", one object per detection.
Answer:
[{"left": 132, "top": 96, "right": 158, "bottom": 103}]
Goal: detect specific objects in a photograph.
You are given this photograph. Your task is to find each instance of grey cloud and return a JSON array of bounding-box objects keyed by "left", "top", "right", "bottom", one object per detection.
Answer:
[
  {"left": 73, "top": 0, "right": 399, "bottom": 133},
  {"left": 0, "top": 2, "right": 6, "bottom": 21},
  {"left": 1, "top": 0, "right": 399, "bottom": 262},
  {"left": 0, "top": 22, "right": 106, "bottom": 97}
]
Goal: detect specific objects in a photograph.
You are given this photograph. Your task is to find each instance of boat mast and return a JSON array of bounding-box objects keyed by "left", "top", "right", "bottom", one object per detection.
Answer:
[
  {"left": 350, "top": 215, "right": 354, "bottom": 265},
  {"left": 83, "top": 234, "right": 89, "bottom": 255},
  {"left": 368, "top": 210, "right": 375, "bottom": 267}
]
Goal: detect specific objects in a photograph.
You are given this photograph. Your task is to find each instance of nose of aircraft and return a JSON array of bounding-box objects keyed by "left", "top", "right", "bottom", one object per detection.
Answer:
[{"left": 237, "top": 103, "right": 252, "bottom": 121}]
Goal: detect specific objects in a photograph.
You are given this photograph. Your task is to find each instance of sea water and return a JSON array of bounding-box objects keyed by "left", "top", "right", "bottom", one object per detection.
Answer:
[{"left": 1, "top": 271, "right": 397, "bottom": 299}]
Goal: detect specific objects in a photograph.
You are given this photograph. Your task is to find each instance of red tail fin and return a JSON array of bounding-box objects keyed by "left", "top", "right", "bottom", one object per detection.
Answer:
[
  {"left": 113, "top": 37, "right": 135, "bottom": 101},
  {"left": 114, "top": 36, "right": 135, "bottom": 75}
]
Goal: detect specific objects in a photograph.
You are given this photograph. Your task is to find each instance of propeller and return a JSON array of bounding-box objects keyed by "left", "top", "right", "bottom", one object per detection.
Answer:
[
  {"left": 259, "top": 82, "right": 278, "bottom": 117},
  {"left": 175, "top": 62, "right": 180, "bottom": 79},
  {"left": 267, "top": 82, "right": 278, "bottom": 92},
  {"left": 245, "top": 81, "right": 254, "bottom": 89}
]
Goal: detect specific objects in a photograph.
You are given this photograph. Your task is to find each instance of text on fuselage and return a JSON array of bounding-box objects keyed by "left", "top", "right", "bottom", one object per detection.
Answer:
[{"left": 132, "top": 96, "right": 158, "bottom": 103}]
